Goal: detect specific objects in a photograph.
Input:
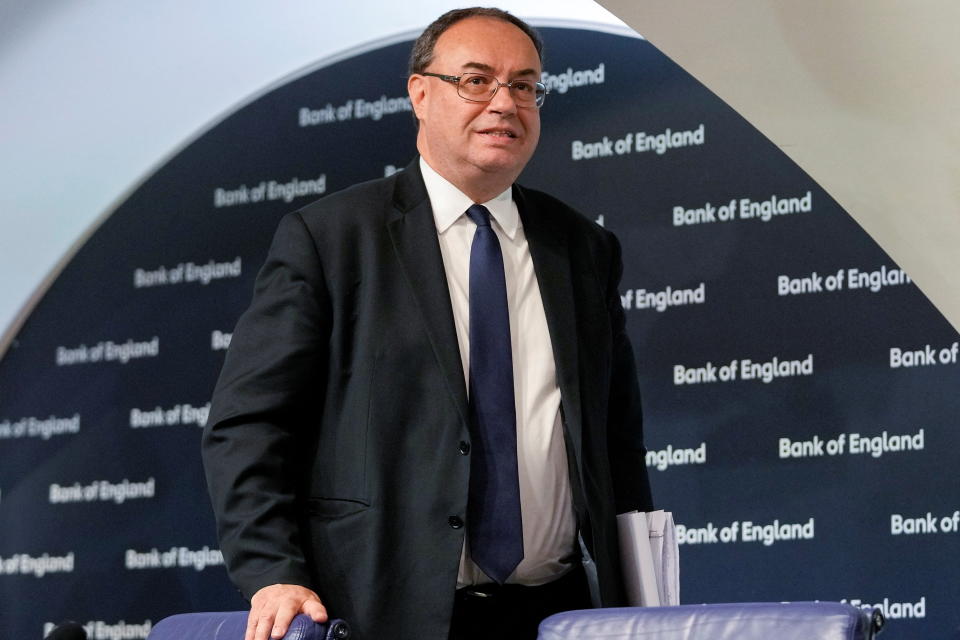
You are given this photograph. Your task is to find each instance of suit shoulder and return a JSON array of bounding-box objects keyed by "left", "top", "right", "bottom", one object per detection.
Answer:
[{"left": 293, "top": 172, "right": 398, "bottom": 229}]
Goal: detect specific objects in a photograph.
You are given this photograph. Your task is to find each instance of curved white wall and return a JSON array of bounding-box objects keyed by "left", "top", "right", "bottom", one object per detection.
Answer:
[
  {"left": 7, "top": 0, "right": 956, "bottom": 342},
  {"left": 600, "top": 0, "right": 960, "bottom": 332}
]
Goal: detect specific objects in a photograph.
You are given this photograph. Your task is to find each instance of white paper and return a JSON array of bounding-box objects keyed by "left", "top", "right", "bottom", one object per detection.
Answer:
[
  {"left": 616, "top": 510, "right": 661, "bottom": 607},
  {"left": 646, "top": 509, "right": 666, "bottom": 604},
  {"left": 616, "top": 509, "right": 681, "bottom": 607},
  {"left": 660, "top": 511, "right": 680, "bottom": 606}
]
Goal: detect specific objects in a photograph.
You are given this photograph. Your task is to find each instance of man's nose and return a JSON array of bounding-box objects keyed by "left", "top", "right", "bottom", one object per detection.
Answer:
[{"left": 487, "top": 82, "right": 518, "bottom": 114}]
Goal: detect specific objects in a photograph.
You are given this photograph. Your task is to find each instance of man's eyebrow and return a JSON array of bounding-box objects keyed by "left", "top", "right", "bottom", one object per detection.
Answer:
[
  {"left": 461, "top": 61, "right": 539, "bottom": 78},
  {"left": 462, "top": 61, "right": 495, "bottom": 73}
]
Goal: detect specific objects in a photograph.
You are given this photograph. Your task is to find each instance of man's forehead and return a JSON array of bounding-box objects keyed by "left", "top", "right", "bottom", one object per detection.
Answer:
[{"left": 433, "top": 17, "right": 541, "bottom": 72}]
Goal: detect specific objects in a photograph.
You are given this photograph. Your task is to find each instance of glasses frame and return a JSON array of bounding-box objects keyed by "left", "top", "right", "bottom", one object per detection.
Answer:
[{"left": 420, "top": 71, "right": 547, "bottom": 108}]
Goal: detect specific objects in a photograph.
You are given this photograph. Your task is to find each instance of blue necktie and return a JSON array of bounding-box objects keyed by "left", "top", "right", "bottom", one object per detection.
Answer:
[{"left": 465, "top": 204, "right": 524, "bottom": 584}]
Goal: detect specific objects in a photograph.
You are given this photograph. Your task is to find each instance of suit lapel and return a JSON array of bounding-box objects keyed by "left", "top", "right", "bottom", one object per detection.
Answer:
[
  {"left": 387, "top": 160, "right": 470, "bottom": 427},
  {"left": 515, "top": 185, "right": 584, "bottom": 470}
]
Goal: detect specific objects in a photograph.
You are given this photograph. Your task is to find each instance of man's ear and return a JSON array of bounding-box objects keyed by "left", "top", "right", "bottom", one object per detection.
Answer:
[{"left": 408, "top": 74, "right": 428, "bottom": 121}]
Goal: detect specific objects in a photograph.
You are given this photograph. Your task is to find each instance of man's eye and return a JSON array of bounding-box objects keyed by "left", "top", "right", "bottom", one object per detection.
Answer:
[
  {"left": 512, "top": 81, "right": 534, "bottom": 93},
  {"left": 464, "top": 75, "right": 491, "bottom": 86}
]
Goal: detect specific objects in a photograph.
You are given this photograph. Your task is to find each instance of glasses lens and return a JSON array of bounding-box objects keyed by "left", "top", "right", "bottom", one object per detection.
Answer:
[
  {"left": 458, "top": 73, "right": 496, "bottom": 99},
  {"left": 508, "top": 81, "right": 545, "bottom": 107}
]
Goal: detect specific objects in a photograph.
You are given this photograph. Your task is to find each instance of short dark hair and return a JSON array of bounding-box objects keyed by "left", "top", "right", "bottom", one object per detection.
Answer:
[{"left": 408, "top": 7, "right": 544, "bottom": 76}]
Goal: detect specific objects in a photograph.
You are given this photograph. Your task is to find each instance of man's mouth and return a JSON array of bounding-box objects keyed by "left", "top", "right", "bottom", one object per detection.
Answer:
[{"left": 478, "top": 128, "right": 518, "bottom": 139}]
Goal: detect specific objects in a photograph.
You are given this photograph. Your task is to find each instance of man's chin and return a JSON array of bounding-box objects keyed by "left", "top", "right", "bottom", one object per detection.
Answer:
[{"left": 469, "top": 150, "right": 532, "bottom": 177}]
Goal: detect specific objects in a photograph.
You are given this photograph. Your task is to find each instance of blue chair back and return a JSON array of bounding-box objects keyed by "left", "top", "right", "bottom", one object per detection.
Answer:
[
  {"left": 538, "top": 602, "right": 884, "bottom": 640},
  {"left": 147, "top": 612, "right": 350, "bottom": 640}
]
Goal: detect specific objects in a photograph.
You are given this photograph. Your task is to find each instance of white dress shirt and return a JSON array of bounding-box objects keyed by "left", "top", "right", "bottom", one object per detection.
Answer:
[{"left": 419, "top": 157, "right": 577, "bottom": 587}]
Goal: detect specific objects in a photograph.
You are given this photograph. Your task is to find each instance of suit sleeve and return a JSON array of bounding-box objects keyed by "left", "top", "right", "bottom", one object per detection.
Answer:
[
  {"left": 201, "top": 211, "right": 330, "bottom": 600},
  {"left": 603, "top": 231, "right": 655, "bottom": 514}
]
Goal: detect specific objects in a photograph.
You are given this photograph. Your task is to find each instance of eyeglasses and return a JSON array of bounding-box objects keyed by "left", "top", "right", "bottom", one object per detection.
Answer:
[{"left": 420, "top": 72, "right": 547, "bottom": 108}]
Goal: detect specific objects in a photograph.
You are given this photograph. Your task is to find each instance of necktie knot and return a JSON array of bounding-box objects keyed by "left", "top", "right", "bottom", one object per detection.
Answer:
[{"left": 466, "top": 204, "right": 492, "bottom": 228}]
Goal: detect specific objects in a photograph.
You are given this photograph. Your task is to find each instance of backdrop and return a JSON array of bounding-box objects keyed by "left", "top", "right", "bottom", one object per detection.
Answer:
[{"left": 0, "top": 24, "right": 956, "bottom": 640}]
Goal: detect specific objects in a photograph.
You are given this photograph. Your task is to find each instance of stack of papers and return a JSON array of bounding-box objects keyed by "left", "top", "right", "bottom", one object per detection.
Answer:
[{"left": 616, "top": 510, "right": 680, "bottom": 607}]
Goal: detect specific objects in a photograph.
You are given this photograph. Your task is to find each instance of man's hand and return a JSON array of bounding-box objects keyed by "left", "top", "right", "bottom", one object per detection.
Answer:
[{"left": 246, "top": 584, "right": 328, "bottom": 640}]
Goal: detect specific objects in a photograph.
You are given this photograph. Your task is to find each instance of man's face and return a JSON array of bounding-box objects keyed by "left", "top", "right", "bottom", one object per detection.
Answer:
[{"left": 409, "top": 17, "right": 542, "bottom": 195}]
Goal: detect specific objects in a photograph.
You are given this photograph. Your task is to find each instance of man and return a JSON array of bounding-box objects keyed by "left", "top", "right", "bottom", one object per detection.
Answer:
[{"left": 202, "top": 8, "right": 653, "bottom": 640}]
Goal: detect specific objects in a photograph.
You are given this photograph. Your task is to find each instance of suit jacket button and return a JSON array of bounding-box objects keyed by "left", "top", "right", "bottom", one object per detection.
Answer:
[
  {"left": 449, "top": 516, "right": 464, "bottom": 529},
  {"left": 458, "top": 441, "right": 471, "bottom": 455}
]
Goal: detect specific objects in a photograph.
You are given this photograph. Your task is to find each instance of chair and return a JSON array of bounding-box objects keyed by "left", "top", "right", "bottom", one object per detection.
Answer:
[
  {"left": 147, "top": 612, "right": 350, "bottom": 640},
  {"left": 538, "top": 602, "right": 884, "bottom": 640}
]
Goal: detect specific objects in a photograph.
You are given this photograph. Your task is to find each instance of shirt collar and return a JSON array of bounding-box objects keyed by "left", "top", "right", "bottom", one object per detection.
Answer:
[{"left": 419, "top": 157, "right": 519, "bottom": 239}]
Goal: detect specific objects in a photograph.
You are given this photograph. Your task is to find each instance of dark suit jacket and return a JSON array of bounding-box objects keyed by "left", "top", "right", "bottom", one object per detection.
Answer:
[{"left": 202, "top": 158, "right": 653, "bottom": 640}]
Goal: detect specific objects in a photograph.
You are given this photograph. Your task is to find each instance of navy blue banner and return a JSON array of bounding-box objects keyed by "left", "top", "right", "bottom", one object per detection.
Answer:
[{"left": 0, "top": 25, "right": 956, "bottom": 639}]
